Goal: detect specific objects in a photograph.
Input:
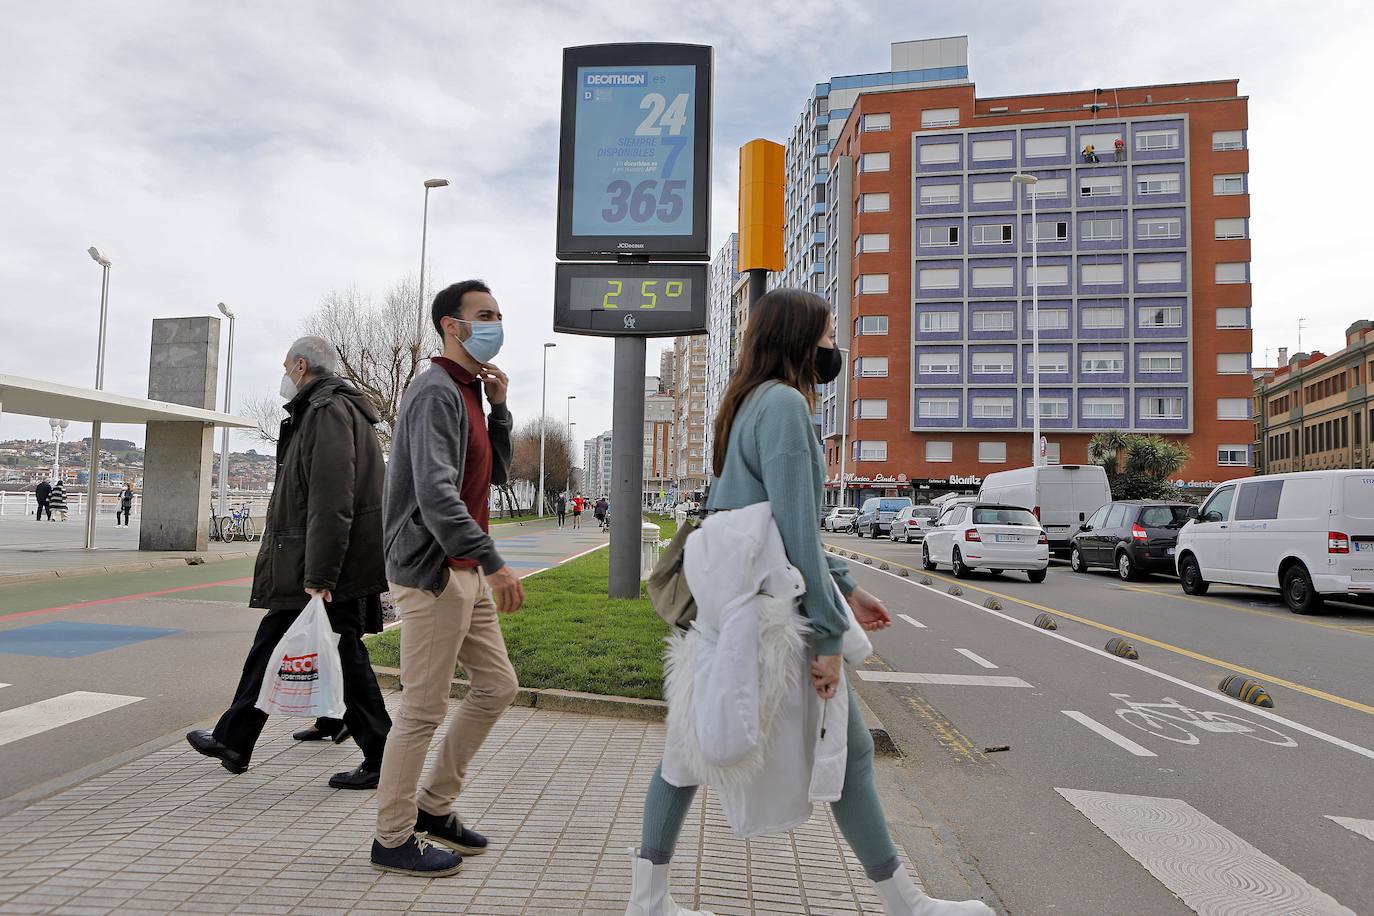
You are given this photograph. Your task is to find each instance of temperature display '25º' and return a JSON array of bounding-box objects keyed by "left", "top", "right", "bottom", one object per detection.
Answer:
[{"left": 567, "top": 276, "right": 694, "bottom": 312}]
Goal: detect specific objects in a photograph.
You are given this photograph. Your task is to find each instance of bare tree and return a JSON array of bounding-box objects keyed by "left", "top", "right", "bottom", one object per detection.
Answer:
[
  {"left": 239, "top": 392, "right": 283, "bottom": 446},
  {"left": 510, "top": 418, "right": 576, "bottom": 512}
]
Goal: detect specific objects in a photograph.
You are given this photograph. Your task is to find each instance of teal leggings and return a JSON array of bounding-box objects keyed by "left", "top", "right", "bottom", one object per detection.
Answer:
[{"left": 639, "top": 683, "right": 900, "bottom": 880}]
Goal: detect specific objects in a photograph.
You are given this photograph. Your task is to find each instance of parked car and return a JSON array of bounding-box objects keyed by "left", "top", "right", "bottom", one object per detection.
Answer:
[
  {"left": 1175, "top": 470, "right": 1374, "bottom": 614},
  {"left": 854, "top": 496, "right": 914, "bottom": 538},
  {"left": 977, "top": 465, "right": 1112, "bottom": 553},
  {"left": 923, "top": 503, "right": 1049, "bottom": 581},
  {"left": 822, "top": 506, "right": 859, "bottom": 532},
  {"left": 1069, "top": 500, "right": 1191, "bottom": 580},
  {"left": 889, "top": 505, "right": 941, "bottom": 543}
]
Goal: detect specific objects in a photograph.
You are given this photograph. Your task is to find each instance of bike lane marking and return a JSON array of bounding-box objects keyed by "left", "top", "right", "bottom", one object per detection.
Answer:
[
  {"left": 1326, "top": 816, "right": 1374, "bottom": 844},
  {"left": 847, "top": 561, "right": 1374, "bottom": 761},
  {"left": 897, "top": 613, "right": 926, "bottom": 629},
  {"left": 832, "top": 544, "right": 1374, "bottom": 719},
  {"left": 0, "top": 577, "right": 255, "bottom": 624},
  {"left": 857, "top": 671, "right": 1033, "bottom": 689},
  {"left": 1061, "top": 710, "right": 1157, "bottom": 757},
  {"left": 954, "top": 648, "right": 998, "bottom": 669}
]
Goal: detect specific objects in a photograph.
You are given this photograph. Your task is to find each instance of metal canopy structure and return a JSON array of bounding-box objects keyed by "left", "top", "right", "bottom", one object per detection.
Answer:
[{"left": 0, "top": 374, "right": 253, "bottom": 428}]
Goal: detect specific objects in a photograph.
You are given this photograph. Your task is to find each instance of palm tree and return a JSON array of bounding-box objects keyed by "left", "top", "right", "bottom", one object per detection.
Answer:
[{"left": 1088, "top": 429, "right": 1129, "bottom": 476}]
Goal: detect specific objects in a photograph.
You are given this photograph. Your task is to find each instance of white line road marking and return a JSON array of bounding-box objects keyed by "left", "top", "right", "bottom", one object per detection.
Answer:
[
  {"left": 857, "top": 671, "right": 1033, "bottom": 688},
  {"left": 0, "top": 684, "right": 10, "bottom": 690},
  {"left": 954, "top": 648, "right": 998, "bottom": 669},
  {"left": 0, "top": 692, "right": 143, "bottom": 747},
  {"left": 898, "top": 614, "right": 926, "bottom": 629},
  {"left": 848, "top": 562, "right": 1374, "bottom": 761},
  {"left": 1058, "top": 788, "right": 1354, "bottom": 915},
  {"left": 1327, "top": 816, "right": 1374, "bottom": 844},
  {"left": 1061, "top": 710, "right": 1157, "bottom": 757}
]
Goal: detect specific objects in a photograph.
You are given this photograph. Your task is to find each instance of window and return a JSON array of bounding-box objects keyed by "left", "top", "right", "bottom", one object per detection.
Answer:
[
  {"left": 973, "top": 310, "right": 1014, "bottom": 332},
  {"left": 919, "top": 225, "right": 959, "bottom": 247},
  {"left": 859, "top": 192, "right": 890, "bottom": 212},
  {"left": 1034, "top": 309, "right": 1070, "bottom": 330},
  {"left": 1235, "top": 479, "right": 1283, "bottom": 520},
  {"left": 857, "top": 233, "right": 891, "bottom": 253},
  {"left": 1026, "top": 351, "right": 1070, "bottom": 373},
  {"left": 1136, "top": 129, "right": 1180, "bottom": 151},
  {"left": 972, "top": 139, "right": 1013, "bottom": 161},
  {"left": 1025, "top": 136, "right": 1067, "bottom": 158},
  {"left": 1217, "top": 353, "right": 1249, "bottom": 374},
  {"left": 1139, "top": 352, "right": 1183, "bottom": 373},
  {"left": 862, "top": 113, "right": 891, "bottom": 132},
  {"left": 1213, "top": 130, "right": 1244, "bottom": 151},
  {"left": 1082, "top": 131, "right": 1123, "bottom": 153},
  {"left": 855, "top": 274, "right": 889, "bottom": 294},
  {"left": 1219, "top": 445, "right": 1251, "bottom": 467},
  {"left": 971, "top": 266, "right": 1014, "bottom": 288},
  {"left": 1140, "top": 396, "right": 1184, "bottom": 419},
  {"left": 921, "top": 108, "right": 959, "bottom": 128},
  {"left": 1027, "top": 264, "right": 1069, "bottom": 285},
  {"left": 919, "top": 311, "right": 960, "bottom": 333},
  {"left": 1081, "top": 176, "right": 1122, "bottom": 197},
  {"left": 978, "top": 442, "right": 1008, "bottom": 463},
  {"left": 1038, "top": 398, "right": 1069, "bottom": 419},
  {"left": 1031, "top": 220, "right": 1069, "bottom": 242},
  {"left": 1137, "top": 173, "right": 1181, "bottom": 195},
  {"left": 919, "top": 184, "right": 960, "bottom": 205},
  {"left": 1140, "top": 305, "right": 1183, "bottom": 328},
  {"left": 1082, "top": 263, "right": 1124, "bottom": 284},
  {"left": 971, "top": 223, "right": 1014, "bottom": 246},
  {"left": 854, "top": 440, "right": 888, "bottom": 461},
  {"left": 1138, "top": 261, "right": 1182, "bottom": 284},
  {"left": 1215, "top": 307, "right": 1249, "bottom": 329},
  {"left": 854, "top": 399, "right": 888, "bottom": 419},
  {"left": 919, "top": 142, "right": 959, "bottom": 164},
  {"left": 1140, "top": 217, "right": 1182, "bottom": 239},
  {"left": 855, "top": 356, "right": 889, "bottom": 377},
  {"left": 855, "top": 315, "right": 889, "bottom": 335},
  {"left": 918, "top": 352, "right": 960, "bottom": 374},
  {"left": 1218, "top": 398, "right": 1250, "bottom": 420},
  {"left": 1082, "top": 307, "right": 1125, "bottom": 330},
  {"left": 925, "top": 440, "right": 953, "bottom": 462},
  {"left": 1026, "top": 178, "right": 1068, "bottom": 200},
  {"left": 1081, "top": 218, "right": 1124, "bottom": 241},
  {"left": 1215, "top": 218, "right": 1246, "bottom": 240},
  {"left": 919, "top": 397, "right": 959, "bottom": 419},
  {"left": 1200, "top": 485, "right": 1235, "bottom": 523},
  {"left": 1104, "top": 505, "right": 1129, "bottom": 529},
  {"left": 972, "top": 181, "right": 1013, "bottom": 203},
  {"left": 973, "top": 397, "right": 1015, "bottom": 419},
  {"left": 1045, "top": 441, "right": 1062, "bottom": 464},
  {"left": 1214, "top": 174, "right": 1245, "bottom": 195},
  {"left": 1085, "top": 506, "right": 1110, "bottom": 529},
  {"left": 1082, "top": 351, "right": 1124, "bottom": 374},
  {"left": 971, "top": 351, "right": 1014, "bottom": 374},
  {"left": 859, "top": 152, "right": 890, "bottom": 172},
  {"left": 1083, "top": 397, "right": 1125, "bottom": 419},
  {"left": 918, "top": 267, "right": 960, "bottom": 290},
  {"left": 1216, "top": 262, "right": 1248, "bottom": 284}
]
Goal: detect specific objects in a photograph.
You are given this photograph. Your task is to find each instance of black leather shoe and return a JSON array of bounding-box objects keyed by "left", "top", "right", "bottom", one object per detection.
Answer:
[
  {"left": 292, "top": 721, "right": 349, "bottom": 742},
  {"left": 416, "top": 809, "right": 488, "bottom": 855},
  {"left": 328, "top": 764, "right": 380, "bottom": 790},
  {"left": 186, "top": 730, "right": 247, "bottom": 774}
]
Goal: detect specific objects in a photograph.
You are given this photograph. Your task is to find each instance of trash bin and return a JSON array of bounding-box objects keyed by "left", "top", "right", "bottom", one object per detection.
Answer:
[{"left": 641, "top": 520, "right": 662, "bottom": 581}]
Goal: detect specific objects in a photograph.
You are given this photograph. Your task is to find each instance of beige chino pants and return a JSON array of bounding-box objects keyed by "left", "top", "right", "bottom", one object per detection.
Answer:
[{"left": 375, "top": 567, "right": 519, "bottom": 847}]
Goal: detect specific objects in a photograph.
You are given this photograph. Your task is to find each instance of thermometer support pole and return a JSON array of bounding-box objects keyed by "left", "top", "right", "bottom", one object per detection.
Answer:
[{"left": 608, "top": 335, "right": 649, "bottom": 597}]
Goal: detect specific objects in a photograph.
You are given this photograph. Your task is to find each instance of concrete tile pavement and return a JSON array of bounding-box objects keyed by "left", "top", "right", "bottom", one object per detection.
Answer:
[{"left": 0, "top": 693, "right": 902, "bottom": 915}]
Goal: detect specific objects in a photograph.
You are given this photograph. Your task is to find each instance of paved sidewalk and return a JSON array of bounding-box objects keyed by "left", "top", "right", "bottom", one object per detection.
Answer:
[{"left": 0, "top": 695, "right": 896, "bottom": 915}]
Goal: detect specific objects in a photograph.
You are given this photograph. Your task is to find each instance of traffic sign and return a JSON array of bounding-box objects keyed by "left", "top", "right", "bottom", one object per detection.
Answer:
[{"left": 553, "top": 262, "right": 707, "bottom": 337}]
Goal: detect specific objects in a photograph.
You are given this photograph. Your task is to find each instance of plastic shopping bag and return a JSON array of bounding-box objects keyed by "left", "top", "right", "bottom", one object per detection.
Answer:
[{"left": 255, "top": 595, "right": 346, "bottom": 718}]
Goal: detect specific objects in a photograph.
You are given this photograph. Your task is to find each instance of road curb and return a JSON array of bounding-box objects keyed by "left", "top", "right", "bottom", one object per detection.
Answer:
[{"left": 0, "top": 550, "right": 255, "bottom": 588}]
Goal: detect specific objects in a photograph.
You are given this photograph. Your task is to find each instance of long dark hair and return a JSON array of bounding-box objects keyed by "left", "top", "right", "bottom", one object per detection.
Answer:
[{"left": 712, "top": 288, "right": 830, "bottom": 476}]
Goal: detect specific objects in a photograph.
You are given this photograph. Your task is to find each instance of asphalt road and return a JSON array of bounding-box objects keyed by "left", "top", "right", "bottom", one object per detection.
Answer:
[{"left": 829, "top": 529, "right": 1374, "bottom": 915}]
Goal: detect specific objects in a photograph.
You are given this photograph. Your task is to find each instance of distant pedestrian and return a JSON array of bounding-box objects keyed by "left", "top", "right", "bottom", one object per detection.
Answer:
[
  {"left": 187, "top": 336, "right": 392, "bottom": 791},
  {"left": 594, "top": 496, "right": 609, "bottom": 529},
  {"left": 117, "top": 482, "right": 134, "bottom": 526},
  {"left": 49, "top": 481, "right": 68, "bottom": 521},
  {"left": 35, "top": 480, "right": 51, "bottom": 521},
  {"left": 556, "top": 493, "right": 567, "bottom": 528},
  {"left": 572, "top": 493, "right": 584, "bottom": 529}
]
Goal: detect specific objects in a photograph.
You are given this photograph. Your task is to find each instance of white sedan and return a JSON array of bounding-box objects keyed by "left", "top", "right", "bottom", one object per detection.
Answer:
[
  {"left": 922, "top": 503, "right": 1049, "bottom": 582},
  {"left": 889, "top": 505, "right": 940, "bottom": 543},
  {"left": 822, "top": 507, "right": 859, "bottom": 532}
]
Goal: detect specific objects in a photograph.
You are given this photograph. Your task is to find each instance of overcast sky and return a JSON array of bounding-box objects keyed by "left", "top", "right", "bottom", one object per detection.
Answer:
[{"left": 2, "top": 0, "right": 1371, "bottom": 459}]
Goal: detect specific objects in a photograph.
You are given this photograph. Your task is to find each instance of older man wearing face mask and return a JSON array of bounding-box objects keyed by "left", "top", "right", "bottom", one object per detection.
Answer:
[{"left": 186, "top": 336, "right": 392, "bottom": 790}]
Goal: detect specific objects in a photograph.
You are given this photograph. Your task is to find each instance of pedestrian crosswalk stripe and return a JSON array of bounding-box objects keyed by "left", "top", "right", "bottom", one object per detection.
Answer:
[
  {"left": 856, "top": 671, "right": 1032, "bottom": 688},
  {"left": 1061, "top": 710, "right": 1157, "bottom": 757},
  {"left": 0, "top": 691, "right": 143, "bottom": 747},
  {"left": 1059, "top": 788, "right": 1354, "bottom": 915},
  {"left": 1327, "top": 815, "right": 1374, "bottom": 845}
]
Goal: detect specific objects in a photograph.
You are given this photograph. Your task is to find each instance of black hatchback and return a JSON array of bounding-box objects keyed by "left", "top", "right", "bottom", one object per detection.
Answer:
[{"left": 1069, "top": 501, "right": 1192, "bottom": 580}]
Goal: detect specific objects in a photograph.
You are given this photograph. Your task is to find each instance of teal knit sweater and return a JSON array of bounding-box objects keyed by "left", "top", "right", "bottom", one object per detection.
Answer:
[{"left": 706, "top": 381, "right": 856, "bottom": 656}]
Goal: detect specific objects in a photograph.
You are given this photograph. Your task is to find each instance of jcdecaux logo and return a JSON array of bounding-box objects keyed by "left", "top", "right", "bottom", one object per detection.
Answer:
[{"left": 585, "top": 71, "right": 647, "bottom": 87}]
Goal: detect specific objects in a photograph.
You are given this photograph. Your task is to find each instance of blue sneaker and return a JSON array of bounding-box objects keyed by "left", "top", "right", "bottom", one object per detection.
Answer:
[
  {"left": 416, "top": 810, "right": 489, "bottom": 855},
  {"left": 370, "top": 835, "right": 462, "bottom": 876}
]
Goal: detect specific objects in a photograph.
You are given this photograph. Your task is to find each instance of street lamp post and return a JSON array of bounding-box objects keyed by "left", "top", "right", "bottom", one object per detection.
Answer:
[
  {"left": 414, "top": 178, "right": 450, "bottom": 348},
  {"left": 537, "top": 342, "right": 556, "bottom": 516},
  {"left": 565, "top": 395, "right": 576, "bottom": 495},
  {"left": 837, "top": 347, "right": 851, "bottom": 507},
  {"left": 216, "top": 303, "right": 236, "bottom": 519},
  {"left": 1011, "top": 174, "right": 1040, "bottom": 466},
  {"left": 86, "top": 247, "right": 111, "bottom": 548},
  {"left": 49, "top": 418, "right": 69, "bottom": 483}
]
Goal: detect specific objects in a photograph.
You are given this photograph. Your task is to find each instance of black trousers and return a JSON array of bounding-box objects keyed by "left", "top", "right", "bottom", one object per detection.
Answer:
[
  {"left": 35, "top": 500, "right": 50, "bottom": 521},
  {"left": 212, "top": 597, "right": 391, "bottom": 766},
  {"left": 117, "top": 507, "right": 131, "bottom": 525}
]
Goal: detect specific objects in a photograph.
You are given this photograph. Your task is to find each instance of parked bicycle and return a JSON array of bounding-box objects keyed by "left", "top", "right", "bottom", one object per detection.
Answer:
[
  {"left": 218, "top": 503, "right": 257, "bottom": 543},
  {"left": 1111, "top": 693, "right": 1296, "bottom": 747}
]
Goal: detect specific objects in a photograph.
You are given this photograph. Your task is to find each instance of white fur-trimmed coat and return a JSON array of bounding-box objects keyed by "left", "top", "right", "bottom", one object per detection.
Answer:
[{"left": 660, "top": 502, "right": 872, "bottom": 838}]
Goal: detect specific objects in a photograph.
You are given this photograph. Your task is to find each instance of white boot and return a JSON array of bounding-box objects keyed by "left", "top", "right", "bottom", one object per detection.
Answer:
[
  {"left": 624, "top": 848, "right": 715, "bottom": 916},
  {"left": 874, "top": 866, "right": 994, "bottom": 915}
]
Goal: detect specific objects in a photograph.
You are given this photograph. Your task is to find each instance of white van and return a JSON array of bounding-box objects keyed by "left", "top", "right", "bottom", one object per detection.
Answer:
[
  {"left": 977, "top": 465, "right": 1112, "bottom": 552},
  {"left": 1175, "top": 469, "right": 1374, "bottom": 614}
]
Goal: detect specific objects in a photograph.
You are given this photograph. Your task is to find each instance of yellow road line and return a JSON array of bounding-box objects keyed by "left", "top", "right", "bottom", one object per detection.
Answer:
[
  {"left": 830, "top": 545, "right": 1374, "bottom": 718},
  {"left": 1116, "top": 584, "right": 1374, "bottom": 637}
]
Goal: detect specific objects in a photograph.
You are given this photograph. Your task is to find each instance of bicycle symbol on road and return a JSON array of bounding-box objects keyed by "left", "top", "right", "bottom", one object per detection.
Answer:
[{"left": 1111, "top": 693, "right": 1297, "bottom": 747}]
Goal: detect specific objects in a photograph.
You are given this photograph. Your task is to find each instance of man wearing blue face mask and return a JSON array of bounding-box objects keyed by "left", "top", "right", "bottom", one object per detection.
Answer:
[{"left": 371, "top": 279, "right": 526, "bottom": 877}]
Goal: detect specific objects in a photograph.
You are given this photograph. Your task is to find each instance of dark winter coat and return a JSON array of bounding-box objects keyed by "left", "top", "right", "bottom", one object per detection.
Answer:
[
  {"left": 250, "top": 376, "right": 388, "bottom": 611},
  {"left": 35, "top": 481, "right": 52, "bottom": 502},
  {"left": 119, "top": 488, "right": 134, "bottom": 509}
]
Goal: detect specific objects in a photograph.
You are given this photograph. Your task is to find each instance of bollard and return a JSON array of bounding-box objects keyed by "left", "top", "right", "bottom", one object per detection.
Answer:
[
  {"left": 947, "top": 585, "right": 963, "bottom": 596},
  {"left": 899, "top": 567, "right": 910, "bottom": 577},
  {"left": 1034, "top": 613, "right": 1058, "bottom": 630},
  {"left": 984, "top": 597, "right": 1002, "bottom": 610},
  {"left": 1105, "top": 637, "right": 1139, "bottom": 659},
  {"left": 1218, "top": 674, "right": 1274, "bottom": 707}
]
